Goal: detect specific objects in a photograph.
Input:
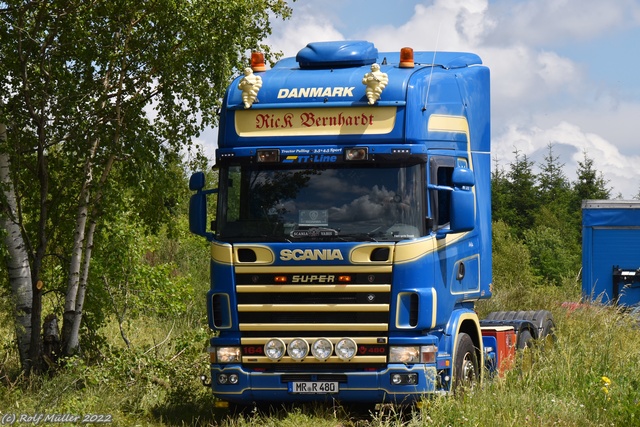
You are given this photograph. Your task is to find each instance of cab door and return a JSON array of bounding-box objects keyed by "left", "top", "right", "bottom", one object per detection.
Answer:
[{"left": 428, "top": 155, "right": 481, "bottom": 302}]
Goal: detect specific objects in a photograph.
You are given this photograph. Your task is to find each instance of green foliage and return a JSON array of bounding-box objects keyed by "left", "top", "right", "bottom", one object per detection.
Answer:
[
  {"left": 493, "top": 150, "right": 539, "bottom": 236},
  {"left": 572, "top": 149, "right": 612, "bottom": 205},
  {"left": 538, "top": 143, "right": 571, "bottom": 205},
  {"left": 490, "top": 162, "right": 512, "bottom": 226},
  {"left": 88, "top": 211, "right": 195, "bottom": 331},
  {"left": 1, "top": 0, "right": 293, "bottom": 364},
  {"left": 0, "top": 317, "right": 216, "bottom": 426},
  {"left": 523, "top": 225, "right": 580, "bottom": 286},
  {"left": 491, "top": 220, "right": 540, "bottom": 289},
  {"left": 491, "top": 145, "right": 613, "bottom": 285}
]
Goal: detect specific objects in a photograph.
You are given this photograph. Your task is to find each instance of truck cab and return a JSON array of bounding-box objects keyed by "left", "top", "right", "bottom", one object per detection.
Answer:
[{"left": 190, "top": 40, "right": 493, "bottom": 406}]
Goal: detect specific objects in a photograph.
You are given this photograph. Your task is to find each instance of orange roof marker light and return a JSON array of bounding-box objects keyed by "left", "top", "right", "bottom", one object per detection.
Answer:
[
  {"left": 251, "top": 51, "right": 266, "bottom": 72},
  {"left": 399, "top": 47, "right": 414, "bottom": 68}
]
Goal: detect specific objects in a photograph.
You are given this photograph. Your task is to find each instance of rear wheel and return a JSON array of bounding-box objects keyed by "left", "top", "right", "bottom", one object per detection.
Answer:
[
  {"left": 516, "top": 328, "right": 533, "bottom": 350},
  {"left": 516, "top": 328, "right": 534, "bottom": 371},
  {"left": 453, "top": 332, "right": 478, "bottom": 391}
]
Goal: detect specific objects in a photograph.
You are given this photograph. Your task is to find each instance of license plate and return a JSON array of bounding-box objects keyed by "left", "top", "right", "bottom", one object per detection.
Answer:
[{"left": 289, "top": 381, "right": 339, "bottom": 394}]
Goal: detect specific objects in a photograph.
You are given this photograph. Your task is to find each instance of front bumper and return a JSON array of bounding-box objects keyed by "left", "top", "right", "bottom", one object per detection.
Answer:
[{"left": 207, "top": 363, "right": 438, "bottom": 404}]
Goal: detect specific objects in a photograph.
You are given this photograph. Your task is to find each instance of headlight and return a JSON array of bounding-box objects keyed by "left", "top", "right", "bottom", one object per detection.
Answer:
[
  {"left": 344, "top": 147, "right": 368, "bottom": 161},
  {"left": 335, "top": 338, "right": 357, "bottom": 361},
  {"left": 287, "top": 338, "right": 309, "bottom": 361},
  {"left": 311, "top": 338, "right": 333, "bottom": 361},
  {"left": 420, "top": 345, "right": 438, "bottom": 363},
  {"left": 389, "top": 345, "right": 438, "bottom": 363},
  {"left": 389, "top": 346, "right": 420, "bottom": 363},
  {"left": 216, "top": 346, "right": 241, "bottom": 363},
  {"left": 264, "top": 338, "right": 286, "bottom": 361}
]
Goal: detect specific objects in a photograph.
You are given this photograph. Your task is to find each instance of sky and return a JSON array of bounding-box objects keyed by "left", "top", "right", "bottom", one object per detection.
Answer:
[{"left": 198, "top": 0, "right": 640, "bottom": 198}]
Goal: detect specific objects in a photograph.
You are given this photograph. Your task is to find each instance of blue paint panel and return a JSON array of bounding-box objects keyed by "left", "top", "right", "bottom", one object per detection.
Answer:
[
  {"left": 587, "top": 228, "right": 640, "bottom": 305},
  {"left": 451, "top": 256, "right": 480, "bottom": 294},
  {"left": 582, "top": 203, "right": 640, "bottom": 306}
]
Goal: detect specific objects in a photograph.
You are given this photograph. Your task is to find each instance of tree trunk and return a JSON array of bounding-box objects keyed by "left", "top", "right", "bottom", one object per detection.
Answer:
[
  {"left": 61, "top": 185, "right": 91, "bottom": 355},
  {"left": 0, "top": 124, "right": 34, "bottom": 372},
  {"left": 61, "top": 135, "right": 101, "bottom": 355},
  {"left": 61, "top": 152, "right": 115, "bottom": 356}
]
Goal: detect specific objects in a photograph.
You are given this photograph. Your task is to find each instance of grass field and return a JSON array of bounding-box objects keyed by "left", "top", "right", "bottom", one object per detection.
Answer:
[{"left": 2, "top": 279, "right": 640, "bottom": 426}]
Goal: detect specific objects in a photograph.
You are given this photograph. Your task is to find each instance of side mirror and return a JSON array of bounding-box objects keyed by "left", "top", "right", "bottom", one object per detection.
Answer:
[
  {"left": 189, "top": 172, "right": 216, "bottom": 240},
  {"left": 189, "top": 171, "right": 205, "bottom": 191},
  {"left": 449, "top": 188, "right": 475, "bottom": 232},
  {"left": 450, "top": 167, "right": 475, "bottom": 232},
  {"left": 452, "top": 167, "right": 475, "bottom": 187},
  {"left": 434, "top": 167, "right": 476, "bottom": 238}
]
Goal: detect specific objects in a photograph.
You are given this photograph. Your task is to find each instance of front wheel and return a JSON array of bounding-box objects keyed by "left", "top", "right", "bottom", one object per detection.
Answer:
[{"left": 453, "top": 332, "right": 479, "bottom": 391}]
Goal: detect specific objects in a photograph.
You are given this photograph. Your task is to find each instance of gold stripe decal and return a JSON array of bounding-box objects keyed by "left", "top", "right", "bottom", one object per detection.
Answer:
[
  {"left": 240, "top": 323, "right": 388, "bottom": 332},
  {"left": 234, "top": 245, "right": 275, "bottom": 264},
  {"left": 427, "top": 114, "right": 469, "bottom": 135},
  {"left": 394, "top": 237, "right": 435, "bottom": 264},
  {"left": 238, "top": 304, "right": 389, "bottom": 312},
  {"left": 211, "top": 242, "right": 233, "bottom": 264},
  {"left": 236, "top": 284, "right": 390, "bottom": 293},
  {"left": 234, "top": 265, "right": 392, "bottom": 274}
]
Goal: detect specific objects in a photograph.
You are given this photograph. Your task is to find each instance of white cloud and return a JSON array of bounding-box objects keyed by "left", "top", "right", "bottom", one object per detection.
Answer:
[
  {"left": 229, "top": 0, "right": 640, "bottom": 198},
  {"left": 267, "top": 4, "right": 344, "bottom": 57},
  {"left": 539, "top": 101, "right": 640, "bottom": 156},
  {"left": 357, "top": 0, "right": 491, "bottom": 52},
  {"left": 493, "top": 121, "right": 640, "bottom": 198},
  {"left": 486, "top": 0, "right": 640, "bottom": 47}
]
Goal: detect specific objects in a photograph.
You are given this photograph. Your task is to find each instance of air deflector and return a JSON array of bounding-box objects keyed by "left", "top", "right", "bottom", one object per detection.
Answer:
[{"left": 296, "top": 41, "right": 378, "bottom": 69}]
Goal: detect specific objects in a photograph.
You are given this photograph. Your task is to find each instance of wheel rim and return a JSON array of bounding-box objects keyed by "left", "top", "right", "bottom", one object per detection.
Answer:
[{"left": 461, "top": 351, "right": 477, "bottom": 383}]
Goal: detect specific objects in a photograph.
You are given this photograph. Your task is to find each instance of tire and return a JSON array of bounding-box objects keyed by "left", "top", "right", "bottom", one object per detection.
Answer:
[
  {"left": 483, "top": 310, "right": 507, "bottom": 321},
  {"left": 516, "top": 328, "right": 533, "bottom": 350},
  {"left": 484, "top": 310, "right": 556, "bottom": 343},
  {"left": 453, "top": 332, "right": 479, "bottom": 391},
  {"left": 521, "top": 310, "right": 555, "bottom": 340},
  {"left": 516, "top": 328, "right": 534, "bottom": 371}
]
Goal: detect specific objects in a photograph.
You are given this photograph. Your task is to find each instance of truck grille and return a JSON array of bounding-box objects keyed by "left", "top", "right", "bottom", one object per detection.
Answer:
[{"left": 234, "top": 267, "right": 392, "bottom": 365}]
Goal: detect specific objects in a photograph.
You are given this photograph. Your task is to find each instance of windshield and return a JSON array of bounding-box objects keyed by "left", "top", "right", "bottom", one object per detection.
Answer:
[{"left": 217, "top": 163, "right": 425, "bottom": 242}]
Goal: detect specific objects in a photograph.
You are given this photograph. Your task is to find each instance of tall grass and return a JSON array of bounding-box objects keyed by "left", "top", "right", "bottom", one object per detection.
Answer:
[
  {"left": 2, "top": 222, "right": 639, "bottom": 425},
  {"left": 2, "top": 289, "right": 639, "bottom": 426}
]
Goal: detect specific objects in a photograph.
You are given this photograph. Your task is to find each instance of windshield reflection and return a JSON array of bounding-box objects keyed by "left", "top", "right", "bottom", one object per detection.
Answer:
[{"left": 217, "top": 163, "right": 424, "bottom": 242}]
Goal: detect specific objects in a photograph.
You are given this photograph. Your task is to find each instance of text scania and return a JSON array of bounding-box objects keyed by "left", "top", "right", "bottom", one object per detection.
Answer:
[
  {"left": 277, "top": 87, "right": 355, "bottom": 99},
  {"left": 280, "top": 249, "right": 344, "bottom": 261}
]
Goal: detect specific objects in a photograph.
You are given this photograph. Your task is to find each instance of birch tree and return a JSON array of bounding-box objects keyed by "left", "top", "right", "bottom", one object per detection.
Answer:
[
  {"left": 0, "top": 123, "right": 34, "bottom": 370},
  {"left": 0, "top": 0, "right": 291, "bottom": 371}
]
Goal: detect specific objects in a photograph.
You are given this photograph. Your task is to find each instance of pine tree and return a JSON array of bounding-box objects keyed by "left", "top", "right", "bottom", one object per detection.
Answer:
[
  {"left": 535, "top": 144, "right": 574, "bottom": 230},
  {"left": 491, "top": 159, "right": 513, "bottom": 225},
  {"left": 506, "top": 150, "right": 539, "bottom": 237},
  {"left": 538, "top": 144, "right": 571, "bottom": 205},
  {"left": 573, "top": 150, "right": 611, "bottom": 203}
]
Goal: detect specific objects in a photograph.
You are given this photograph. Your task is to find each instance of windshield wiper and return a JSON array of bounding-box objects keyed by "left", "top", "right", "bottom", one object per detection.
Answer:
[
  {"left": 336, "top": 233, "right": 380, "bottom": 242},
  {"left": 262, "top": 235, "right": 292, "bottom": 243}
]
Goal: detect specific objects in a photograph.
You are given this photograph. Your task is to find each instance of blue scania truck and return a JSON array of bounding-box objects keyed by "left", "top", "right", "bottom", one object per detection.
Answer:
[{"left": 189, "top": 40, "right": 552, "bottom": 407}]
